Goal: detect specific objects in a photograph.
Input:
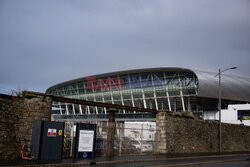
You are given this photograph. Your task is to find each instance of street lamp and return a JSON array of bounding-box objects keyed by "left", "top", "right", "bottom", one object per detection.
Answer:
[{"left": 215, "top": 67, "right": 237, "bottom": 153}]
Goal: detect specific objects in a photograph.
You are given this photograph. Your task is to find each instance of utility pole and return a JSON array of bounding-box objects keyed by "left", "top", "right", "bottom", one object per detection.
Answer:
[{"left": 215, "top": 67, "right": 237, "bottom": 153}]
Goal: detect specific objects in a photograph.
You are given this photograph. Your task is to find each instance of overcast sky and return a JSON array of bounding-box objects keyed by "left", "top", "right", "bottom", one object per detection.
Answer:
[{"left": 0, "top": 0, "right": 250, "bottom": 94}]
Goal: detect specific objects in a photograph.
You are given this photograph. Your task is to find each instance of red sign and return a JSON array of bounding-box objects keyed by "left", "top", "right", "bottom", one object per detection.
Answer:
[
  {"left": 47, "top": 129, "right": 57, "bottom": 137},
  {"left": 86, "top": 77, "right": 124, "bottom": 90}
]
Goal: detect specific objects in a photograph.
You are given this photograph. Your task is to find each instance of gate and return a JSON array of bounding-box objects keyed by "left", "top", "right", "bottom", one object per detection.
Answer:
[
  {"left": 49, "top": 93, "right": 159, "bottom": 158},
  {"left": 60, "top": 120, "right": 159, "bottom": 158}
]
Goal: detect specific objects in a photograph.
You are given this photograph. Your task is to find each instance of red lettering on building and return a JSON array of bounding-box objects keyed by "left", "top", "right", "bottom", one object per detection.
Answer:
[
  {"left": 86, "top": 77, "right": 124, "bottom": 90},
  {"left": 96, "top": 79, "right": 107, "bottom": 89},
  {"left": 115, "top": 79, "right": 124, "bottom": 90},
  {"left": 106, "top": 78, "right": 114, "bottom": 90},
  {"left": 86, "top": 77, "right": 96, "bottom": 89}
]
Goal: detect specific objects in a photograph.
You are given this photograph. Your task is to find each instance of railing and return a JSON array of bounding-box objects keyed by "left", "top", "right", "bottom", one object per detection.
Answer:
[{"left": 54, "top": 113, "right": 156, "bottom": 120}]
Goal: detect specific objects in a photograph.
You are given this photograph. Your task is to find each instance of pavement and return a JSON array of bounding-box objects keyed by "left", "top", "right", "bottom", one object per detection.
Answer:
[{"left": 1, "top": 152, "right": 250, "bottom": 167}]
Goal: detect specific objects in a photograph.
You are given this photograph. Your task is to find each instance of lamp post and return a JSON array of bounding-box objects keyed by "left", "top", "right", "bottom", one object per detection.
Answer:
[{"left": 215, "top": 67, "right": 237, "bottom": 153}]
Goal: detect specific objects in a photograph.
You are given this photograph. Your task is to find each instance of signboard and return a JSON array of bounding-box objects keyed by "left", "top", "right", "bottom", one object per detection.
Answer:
[
  {"left": 78, "top": 130, "right": 94, "bottom": 152},
  {"left": 85, "top": 75, "right": 164, "bottom": 91},
  {"left": 58, "top": 130, "right": 62, "bottom": 136},
  {"left": 75, "top": 123, "right": 96, "bottom": 159},
  {"left": 47, "top": 129, "right": 57, "bottom": 137}
]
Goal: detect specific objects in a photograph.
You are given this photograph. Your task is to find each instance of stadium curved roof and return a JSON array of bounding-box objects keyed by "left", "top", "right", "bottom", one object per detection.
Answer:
[
  {"left": 46, "top": 67, "right": 250, "bottom": 102},
  {"left": 193, "top": 69, "right": 250, "bottom": 102}
]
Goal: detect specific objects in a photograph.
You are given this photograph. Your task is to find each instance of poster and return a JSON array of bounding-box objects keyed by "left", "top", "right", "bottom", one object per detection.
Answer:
[{"left": 78, "top": 130, "right": 94, "bottom": 152}]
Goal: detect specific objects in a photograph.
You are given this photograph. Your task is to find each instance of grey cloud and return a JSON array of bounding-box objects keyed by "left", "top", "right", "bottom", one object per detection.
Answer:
[{"left": 0, "top": 0, "right": 250, "bottom": 93}]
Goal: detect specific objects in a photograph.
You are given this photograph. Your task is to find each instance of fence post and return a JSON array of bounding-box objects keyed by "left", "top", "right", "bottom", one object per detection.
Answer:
[
  {"left": 106, "top": 108, "right": 116, "bottom": 158},
  {"left": 140, "top": 124, "right": 143, "bottom": 154},
  {"left": 119, "top": 123, "right": 122, "bottom": 155}
]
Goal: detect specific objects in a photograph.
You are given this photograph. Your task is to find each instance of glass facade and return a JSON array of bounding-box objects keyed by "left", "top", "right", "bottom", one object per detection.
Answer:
[{"left": 48, "top": 70, "right": 198, "bottom": 115}]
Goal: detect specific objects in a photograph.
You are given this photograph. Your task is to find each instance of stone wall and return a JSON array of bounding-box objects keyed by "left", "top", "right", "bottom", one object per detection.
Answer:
[
  {"left": 0, "top": 93, "right": 52, "bottom": 160},
  {"left": 156, "top": 111, "right": 250, "bottom": 154},
  {"left": 1, "top": 92, "right": 250, "bottom": 160}
]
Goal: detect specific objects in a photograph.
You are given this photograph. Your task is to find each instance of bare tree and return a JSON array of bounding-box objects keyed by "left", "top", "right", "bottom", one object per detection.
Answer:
[{"left": 10, "top": 88, "right": 27, "bottom": 97}]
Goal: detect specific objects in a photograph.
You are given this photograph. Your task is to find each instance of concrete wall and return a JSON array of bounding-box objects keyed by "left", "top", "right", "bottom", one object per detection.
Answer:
[
  {"left": 156, "top": 111, "right": 250, "bottom": 154},
  {"left": 0, "top": 93, "right": 52, "bottom": 160}
]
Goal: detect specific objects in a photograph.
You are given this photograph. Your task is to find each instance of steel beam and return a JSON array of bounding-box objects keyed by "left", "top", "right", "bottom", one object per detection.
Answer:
[{"left": 50, "top": 95, "right": 157, "bottom": 113}]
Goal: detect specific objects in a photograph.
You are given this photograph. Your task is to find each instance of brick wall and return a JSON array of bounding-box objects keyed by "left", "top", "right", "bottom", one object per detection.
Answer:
[
  {"left": 0, "top": 94, "right": 52, "bottom": 160},
  {"left": 156, "top": 111, "right": 250, "bottom": 154}
]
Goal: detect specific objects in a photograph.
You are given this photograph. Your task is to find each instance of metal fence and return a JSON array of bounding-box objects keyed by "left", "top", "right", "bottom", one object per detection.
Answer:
[{"left": 62, "top": 120, "right": 159, "bottom": 158}]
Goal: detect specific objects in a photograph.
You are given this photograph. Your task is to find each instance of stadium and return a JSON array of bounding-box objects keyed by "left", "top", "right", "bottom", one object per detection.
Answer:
[{"left": 46, "top": 67, "right": 250, "bottom": 120}]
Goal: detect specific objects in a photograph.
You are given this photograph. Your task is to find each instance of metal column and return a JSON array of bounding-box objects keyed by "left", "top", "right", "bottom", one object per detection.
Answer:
[
  {"left": 83, "top": 83, "right": 90, "bottom": 114},
  {"left": 66, "top": 103, "right": 69, "bottom": 115},
  {"left": 178, "top": 73, "right": 186, "bottom": 112},
  {"left": 59, "top": 102, "right": 63, "bottom": 115},
  {"left": 102, "top": 92, "right": 107, "bottom": 114},
  {"left": 72, "top": 104, "right": 76, "bottom": 115},
  {"left": 139, "top": 73, "right": 147, "bottom": 109},
  {"left": 151, "top": 73, "right": 158, "bottom": 110},
  {"left": 79, "top": 104, "right": 83, "bottom": 115},
  {"left": 164, "top": 72, "right": 172, "bottom": 111},
  {"left": 128, "top": 74, "right": 135, "bottom": 113}
]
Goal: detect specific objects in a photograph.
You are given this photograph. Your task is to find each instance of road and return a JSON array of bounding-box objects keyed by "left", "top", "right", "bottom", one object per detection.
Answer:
[
  {"left": 1, "top": 153, "right": 249, "bottom": 166},
  {"left": 84, "top": 154, "right": 250, "bottom": 167}
]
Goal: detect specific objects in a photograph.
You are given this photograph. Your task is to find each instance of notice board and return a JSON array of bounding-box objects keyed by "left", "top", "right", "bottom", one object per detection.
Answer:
[
  {"left": 78, "top": 130, "right": 94, "bottom": 152},
  {"left": 75, "top": 123, "right": 96, "bottom": 158}
]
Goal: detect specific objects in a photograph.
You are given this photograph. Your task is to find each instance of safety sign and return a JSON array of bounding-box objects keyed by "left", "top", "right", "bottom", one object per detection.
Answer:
[
  {"left": 58, "top": 130, "right": 62, "bottom": 136},
  {"left": 47, "top": 129, "right": 57, "bottom": 137}
]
